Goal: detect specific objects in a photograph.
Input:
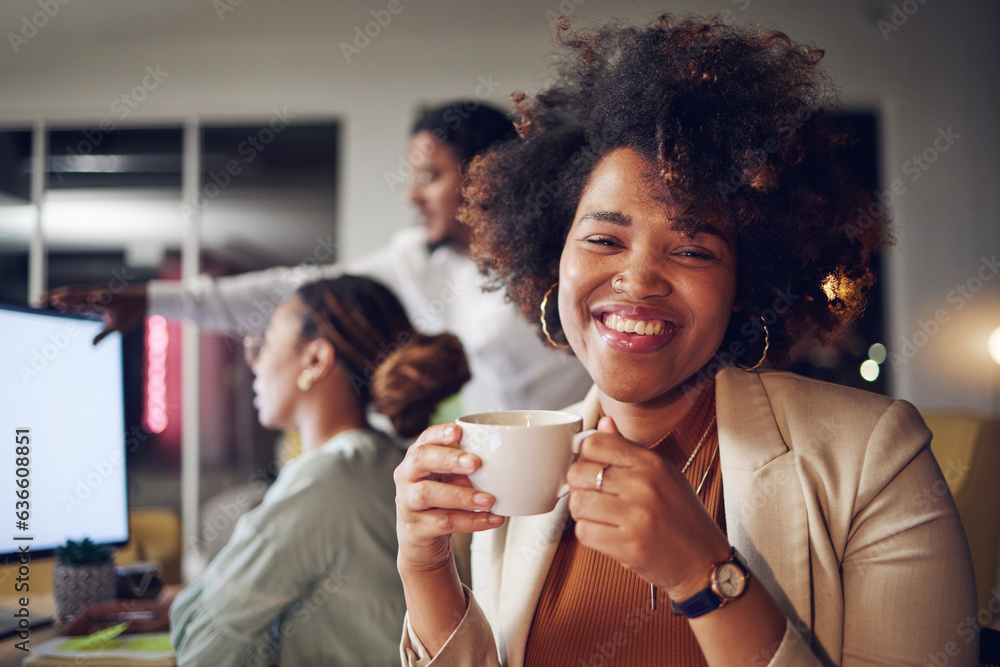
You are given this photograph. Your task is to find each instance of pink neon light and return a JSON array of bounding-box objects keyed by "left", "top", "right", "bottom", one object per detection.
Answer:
[{"left": 145, "top": 315, "right": 169, "bottom": 434}]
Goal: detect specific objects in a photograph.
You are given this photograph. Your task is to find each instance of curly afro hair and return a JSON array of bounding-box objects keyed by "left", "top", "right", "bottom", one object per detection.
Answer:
[{"left": 460, "top": 14, "right": 891, "bottom": 369}]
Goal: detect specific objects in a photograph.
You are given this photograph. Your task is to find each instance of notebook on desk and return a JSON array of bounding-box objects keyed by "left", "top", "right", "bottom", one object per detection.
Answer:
[{"left": 22, "top": 632, "right": 175, "bottom": 666}]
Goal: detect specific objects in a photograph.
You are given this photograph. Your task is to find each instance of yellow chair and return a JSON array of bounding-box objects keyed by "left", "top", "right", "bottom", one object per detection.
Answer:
[
  {"left": 925, "top": 411, "right": 1000, "bottom": 613},
  {"left": 115, "top": 507, "right": 183, "bottom": 585}
]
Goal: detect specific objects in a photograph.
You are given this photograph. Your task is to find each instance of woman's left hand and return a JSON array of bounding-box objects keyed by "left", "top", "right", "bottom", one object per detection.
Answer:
[{"left": 567, "top": 415, "right": 731, "bottom": 601}]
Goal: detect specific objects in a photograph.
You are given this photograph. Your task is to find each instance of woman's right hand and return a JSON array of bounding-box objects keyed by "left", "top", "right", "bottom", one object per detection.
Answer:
[
  {"left": 394, "top": 422, "right": 504, "bottom": 574},
  {"left": 394, "top": 423, "right": 504, "bottom": 655}
]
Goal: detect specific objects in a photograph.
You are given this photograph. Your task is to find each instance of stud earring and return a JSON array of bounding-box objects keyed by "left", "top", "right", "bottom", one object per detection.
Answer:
[{"left": 297, "top": 370, "right": 315, "bottom": 391}]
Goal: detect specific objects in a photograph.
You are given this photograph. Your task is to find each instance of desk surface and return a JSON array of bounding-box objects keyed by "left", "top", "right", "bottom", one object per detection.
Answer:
[
  {"left": 0, "top": 594, "right": 57, "bottom": 667},
  {"left": 0, "top": 589, "right": 178, "bottom": 667}
]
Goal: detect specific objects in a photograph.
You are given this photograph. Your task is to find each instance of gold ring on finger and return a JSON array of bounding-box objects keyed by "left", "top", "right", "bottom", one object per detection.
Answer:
[{"left": 595, "top": 465, "right": 609, "bottom": 493}]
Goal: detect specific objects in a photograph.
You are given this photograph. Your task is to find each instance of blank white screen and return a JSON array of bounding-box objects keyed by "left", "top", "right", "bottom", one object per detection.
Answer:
[{"left": 0, "top": 306, "right": 129, "bottom": 558}]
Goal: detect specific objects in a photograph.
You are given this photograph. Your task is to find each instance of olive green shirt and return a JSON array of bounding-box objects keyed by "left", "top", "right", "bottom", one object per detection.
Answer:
[{"left": 171, "top": 428, "right": 406, "bottom": 666}]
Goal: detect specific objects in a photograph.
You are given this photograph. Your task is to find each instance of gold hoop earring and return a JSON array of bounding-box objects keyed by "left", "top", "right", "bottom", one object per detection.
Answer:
[
  {"left": 540, "top": 283, "right": 570, "bottom": 349},
  {"left": 742, "top": 317, "right": 770, "bottom": 372},
  {"left": 297, "top": 370, "right": 314, "bottom": 391}
]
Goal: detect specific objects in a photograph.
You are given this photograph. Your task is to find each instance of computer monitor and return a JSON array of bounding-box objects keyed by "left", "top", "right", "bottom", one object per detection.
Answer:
[{"left": 0, "top": 303, "right": 130, "bottom": 561}]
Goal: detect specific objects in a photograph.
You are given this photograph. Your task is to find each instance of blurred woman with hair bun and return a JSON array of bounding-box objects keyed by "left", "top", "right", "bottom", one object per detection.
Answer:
[{"left": 171, "top": 274, "right": 469, "bottom": 666}]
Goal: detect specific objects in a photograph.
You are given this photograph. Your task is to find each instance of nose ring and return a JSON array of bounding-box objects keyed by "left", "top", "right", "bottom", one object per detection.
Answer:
[{"left": 613, "top": 277, "right": 624, "bottom": 294}]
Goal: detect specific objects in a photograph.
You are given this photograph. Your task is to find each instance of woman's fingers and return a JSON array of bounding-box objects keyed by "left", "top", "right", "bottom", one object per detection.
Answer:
[
  {"left": 564, "top": 420, "right": 730, "bottom": 588},
  {"left": 396, "top": 424, "right": 479, "bottom": 496},
  {"left": 395, "top": 431, "right": 505, "bottom": 574},
  {"left": 398, "top": 433, "right": 481, "bottom": 485},
  {"left": 394, "top": 425, "right": 505, "bottom": 563},
  {"left": 413, "top": 422, "right": 462, "bottom": 447},
  {"left": 399, "top": 476, "right": 494, "bottom": 514},
  {"left": 398, "top": 425, "right": 496, "bottom": 511},
  {"left": 398, "top": 507, "right": 504, "bottom": 541},
  {"left": 41, "top": 285, "right": 90, "bottom": 311},
  {"left": 42, "top": 284, "right": 149, "bottom": 343},
  {"left": 576, "top": 429, "right": 646, "bottom": 470},
  {"left": 568, "top": 487, "right": 624, "bottom": 527},
  {"left": 568, "top": 458, "right": 620, "bottom": 494}
]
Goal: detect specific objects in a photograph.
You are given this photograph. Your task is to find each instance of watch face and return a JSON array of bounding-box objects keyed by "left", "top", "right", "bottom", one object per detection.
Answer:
[{"left": 714, "top": 562, "right": 747, "bottom": 598}]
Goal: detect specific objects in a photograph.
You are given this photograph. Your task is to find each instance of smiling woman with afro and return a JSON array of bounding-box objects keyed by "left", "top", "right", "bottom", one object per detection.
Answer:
[
  {"left": 463, "top": 14, "right": 890, "bottom": 369},
  {"left": 393, "top": 13, "right": 976, "bottom": 667}
]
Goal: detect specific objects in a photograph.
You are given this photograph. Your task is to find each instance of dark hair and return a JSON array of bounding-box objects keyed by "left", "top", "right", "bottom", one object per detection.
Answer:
[
  {"left": 295, "top": 275, "right": 469, "bottom": 437},
  {"left": 460, "top": 15, "right": 892, "bottom": 368},
  {"left": 411, "top": 100, "right": 517, "bottom": 164}
]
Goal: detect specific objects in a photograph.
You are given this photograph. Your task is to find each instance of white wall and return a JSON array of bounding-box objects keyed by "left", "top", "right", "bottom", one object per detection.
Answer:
[{"left": 1, "top": 0, "right": 997, "bottom": 413}]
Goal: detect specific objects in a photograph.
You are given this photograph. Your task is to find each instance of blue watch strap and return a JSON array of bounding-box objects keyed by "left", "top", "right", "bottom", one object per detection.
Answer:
[
  {"left": 669, "top": 547, "right": 748, "bottom": 618},
  {"left": 669, "top": 588, "right": 721, "bottom": 618}
]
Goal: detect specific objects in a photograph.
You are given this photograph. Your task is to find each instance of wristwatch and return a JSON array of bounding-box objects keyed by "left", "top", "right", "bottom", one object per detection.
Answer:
[{"left": 669, "top": 547, "right": 751, "bottom": 618}]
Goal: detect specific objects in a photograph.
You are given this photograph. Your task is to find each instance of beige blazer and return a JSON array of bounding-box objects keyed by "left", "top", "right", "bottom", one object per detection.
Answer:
[{"left": 402, "top": 368, "right": 978, "bottom": 666}]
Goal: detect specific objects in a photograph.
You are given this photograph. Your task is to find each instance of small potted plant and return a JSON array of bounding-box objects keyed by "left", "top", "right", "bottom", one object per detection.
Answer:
[{"left": 53, "top": 538, "right": 117, "bottom": 622}]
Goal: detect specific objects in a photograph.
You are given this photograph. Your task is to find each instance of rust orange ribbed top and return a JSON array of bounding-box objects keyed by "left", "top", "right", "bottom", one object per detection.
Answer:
[{"left": 524, "top": 381, "right": 724, "bottom": 667}]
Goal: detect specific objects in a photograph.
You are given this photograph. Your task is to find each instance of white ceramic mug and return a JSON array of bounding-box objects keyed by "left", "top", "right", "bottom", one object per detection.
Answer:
[{"left": 456, "top": 410, "right": 597, "bottom": 516}]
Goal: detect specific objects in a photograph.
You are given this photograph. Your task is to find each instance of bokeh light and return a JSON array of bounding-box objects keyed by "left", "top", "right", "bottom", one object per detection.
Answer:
[
  {"left": 860, "top": 359, "right": 880, "bottom": 382},
  {"left": 868, "top": 342, "right": 887, "bottom": 364},
  {"left": 989, "top": 326, "right": 1000, "bottom": 366}
]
